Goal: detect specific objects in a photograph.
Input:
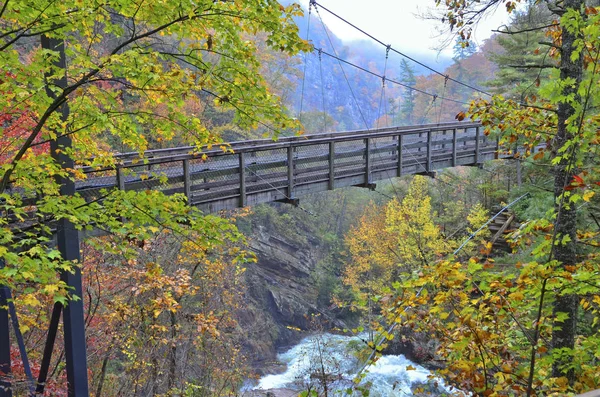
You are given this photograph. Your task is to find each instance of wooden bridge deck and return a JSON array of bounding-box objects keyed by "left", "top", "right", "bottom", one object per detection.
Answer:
[{"left": 76, "top": 121, "right": 497, "bottom": 213}]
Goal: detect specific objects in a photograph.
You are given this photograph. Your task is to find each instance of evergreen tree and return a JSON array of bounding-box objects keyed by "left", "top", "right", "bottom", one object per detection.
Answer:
[
  {"left": 485, "top": 3, "right": 555, "bottom": 101},
  {"left": 452, "top": 38, "right": 478, "bottom": 62},
  {"left": 399, "top": 59, "right": 417, "bottom": 125}
]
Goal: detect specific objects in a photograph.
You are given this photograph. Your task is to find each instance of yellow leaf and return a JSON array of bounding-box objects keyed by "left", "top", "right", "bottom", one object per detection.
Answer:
[
  {"left": 583, "top": 190, "right": 595, "bottom": 202},
  {"left": 509, "top": 291, "right": 524, "bottom": 301}
]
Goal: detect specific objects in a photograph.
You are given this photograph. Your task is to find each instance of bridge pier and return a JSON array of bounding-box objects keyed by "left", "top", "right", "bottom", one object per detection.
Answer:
[{"left": 41, "top": 34, "right": 89, "bottom": 397}]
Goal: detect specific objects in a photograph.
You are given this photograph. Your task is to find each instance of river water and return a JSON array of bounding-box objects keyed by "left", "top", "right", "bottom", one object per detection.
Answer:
[{"left": 248, "top": 333, "right": 462, "bottom": 396}]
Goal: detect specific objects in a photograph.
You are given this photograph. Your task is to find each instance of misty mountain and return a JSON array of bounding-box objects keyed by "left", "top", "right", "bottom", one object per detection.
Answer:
[{"left": 284, "top": 4, "right": 455, "bottom": 131}]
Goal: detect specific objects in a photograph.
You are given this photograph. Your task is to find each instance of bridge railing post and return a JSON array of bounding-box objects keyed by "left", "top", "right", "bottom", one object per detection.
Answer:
[
  {"left": 426, "top": 130, "right": 432, "bottom": 172},
  {"left": 365, "top": 138, "right": 371, "bottom": 184},
  {"left": 452, "top": 128, "right": 457, "bottom": 167},
  {"left": 397, "top": 134, "right": 403, "bottom": 177},
  {"left": 239, "top": 152, "right": 246, "bottom": 207},
  {"left": 475, "top": 126, "right": 481, "bottom": 164},
  {"left": 495, "top": 136, "right": 500, "bottom": 160},
  {"left": 116, "top": 166, "right": 125, "bottom": 190},
  {"left": 287, "top": 146, "right": 295, "bottom": 198},
  {"left": 183, "top": 159, "right": 191, "bottom": 203},
  {"left": 328, "top": 142, "right": 335, "bottom": 190}
]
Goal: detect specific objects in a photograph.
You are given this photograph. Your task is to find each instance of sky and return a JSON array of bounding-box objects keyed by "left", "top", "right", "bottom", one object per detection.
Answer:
[{"left": 298, "top": 0, "right": 515, "bottom": 60}]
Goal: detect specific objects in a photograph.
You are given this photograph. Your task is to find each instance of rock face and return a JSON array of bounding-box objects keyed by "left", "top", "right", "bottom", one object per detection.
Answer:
[
  {"left": 240, "top": 225, "right": 325, "bottom": 369},
  {"left": 383, "top": 326, "right": 444, "bottom": 371}
]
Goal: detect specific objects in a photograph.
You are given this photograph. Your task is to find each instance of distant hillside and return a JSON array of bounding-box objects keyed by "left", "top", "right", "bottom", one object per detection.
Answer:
[{"left": 278, "top": 4, "right": 494, "bottom": 132}]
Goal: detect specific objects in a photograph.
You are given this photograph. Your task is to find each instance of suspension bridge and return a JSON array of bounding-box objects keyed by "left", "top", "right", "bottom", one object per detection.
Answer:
[
  {"left": 4, "top": 0, "right": 597, "bottom": 396},
  {"left": 76, "top": 121, "right": 494, "bottom": 213}
]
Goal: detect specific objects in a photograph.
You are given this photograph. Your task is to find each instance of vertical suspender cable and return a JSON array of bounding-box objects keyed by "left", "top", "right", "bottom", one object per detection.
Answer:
[
  {"left": 318, "top": 49, "right": 328, "bottom": 132},
  {"left": 314, "top": 3, "right": 370, "bottom": 130},
  {"left": 437, "top": 75, "right": 449, "bottom": 124},
  {"left": 376, "top": 46, "right": 390, "bottom": 130},
  {"left": 298, "top": 3, "right": 312, "bottom": 124}
]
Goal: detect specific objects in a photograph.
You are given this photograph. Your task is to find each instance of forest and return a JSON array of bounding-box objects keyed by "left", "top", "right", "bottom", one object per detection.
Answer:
[{"left": 1, "top": 0, "right": 600, "bottom": 396}]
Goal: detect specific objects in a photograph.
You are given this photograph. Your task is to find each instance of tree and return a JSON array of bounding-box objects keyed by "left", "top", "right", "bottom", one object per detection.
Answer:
[
  {"left": 341, "top": 176, "right": 450, "bottom": 324},
  {"left": 380, "top": 0, "right": 600, "bottom": 394},
  {"left": 485, "top": 3, "right": 555, "bottom": 101},
  {"left": 385, "top": 176, "right": 449, "bottom": 267},
  {"left": 399, "top": 59, "right": 417, "bottom": 125},
  {"left": 1, "top": 0, "right": 310, "bottom": 294},
  {"left": 452, "top": 38, "right": 478, "bottom": 62},
  {"left": 1, "top": 0, "right": 310, "bottom": 392}
]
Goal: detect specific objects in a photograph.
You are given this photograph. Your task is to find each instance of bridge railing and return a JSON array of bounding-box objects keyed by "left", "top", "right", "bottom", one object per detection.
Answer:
[{"left": 76, "top": 121, "right": 496, "bottom": 213}]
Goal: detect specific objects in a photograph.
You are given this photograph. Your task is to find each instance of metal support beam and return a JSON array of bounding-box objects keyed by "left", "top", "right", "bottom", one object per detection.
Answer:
[
  {"left": 41, "top": 35, "right": 89, "bottom": 397},
  {"left": 397, "top": 134, "right": 403, "bottom": 177},
  {"left": 328, "top": 142, "right": 335, "bottom": 190},
  {"left": 0, "top": 259, "right": 11, "bottom": 397},
  {"left": 6, "top": 291, "right": 34, "bottom": 393},
  {"left": 36, "top": 303, "right": 62, "bottom": 395},
  {"left": 183, "top": 159, "right": 191, "bottom": 203},
  {"left": 287, "top": 146, "right": 294, "bottom": 198},
  {"left": 239, "top": 152, "right": 246, "bottom": 207}
]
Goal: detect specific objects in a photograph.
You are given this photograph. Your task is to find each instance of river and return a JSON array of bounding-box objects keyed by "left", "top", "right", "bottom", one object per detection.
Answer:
[{"left": 246, "top": 333, "right": 462, "bottom": 396}]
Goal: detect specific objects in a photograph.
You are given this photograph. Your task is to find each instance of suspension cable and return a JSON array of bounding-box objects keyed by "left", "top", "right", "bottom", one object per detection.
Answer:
[
  {"left": 314, "top": 4, "right": 370, "bottom": 130},
  {"left": 437, "top": 75, "right": 449, "bottom": 123},
  {"left": 318, "top": 49, "right": 328, "bottom": 132},
  {"left": 316, "top": 48, "right": 470, "bottom": 106},
  {"left": 298, "top": 2, "right": 313, "bottom": 123},
  {"left": 311, "top": 0, "right": 493, "bottom": 98}
]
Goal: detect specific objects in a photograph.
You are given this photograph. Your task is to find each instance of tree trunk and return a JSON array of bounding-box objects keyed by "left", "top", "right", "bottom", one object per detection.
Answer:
[
  {"left": 167, "top": 311, "right": 177, "bottom": 391},
  {"left": 551, "top": 0, "right": 584, "bottom": 382}
]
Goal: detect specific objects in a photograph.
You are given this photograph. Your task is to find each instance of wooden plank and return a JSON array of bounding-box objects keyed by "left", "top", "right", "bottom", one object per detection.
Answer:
[{"left": 490, "top": 213, "right": 515, "bottom": 246}]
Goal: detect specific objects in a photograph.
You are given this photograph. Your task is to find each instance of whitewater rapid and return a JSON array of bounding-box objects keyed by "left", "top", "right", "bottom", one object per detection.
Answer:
[{"left": 252, "top": 333, "right": 460, "bottom": 396}]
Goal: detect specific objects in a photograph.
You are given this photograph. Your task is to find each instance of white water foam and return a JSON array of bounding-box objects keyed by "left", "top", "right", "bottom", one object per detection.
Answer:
[{"left": 253, "top": 333, "right": 461, "bottom": 396}]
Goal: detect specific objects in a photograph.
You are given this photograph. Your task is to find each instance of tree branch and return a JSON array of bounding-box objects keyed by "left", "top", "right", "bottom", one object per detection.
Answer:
[
  {"left": 508, "top": 64, "right": 556, "bottom": 69},
  {"left": 0, "top": 5, "right": 212, "bottom": 194},
  {"left": 493, "top": 23, "right": 559, "bottom": 35}
]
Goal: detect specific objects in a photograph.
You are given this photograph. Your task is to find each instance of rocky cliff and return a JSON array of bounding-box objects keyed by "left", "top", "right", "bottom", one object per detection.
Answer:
[{"left": 239, "top": 224, "right": 328, "bottom": 371}]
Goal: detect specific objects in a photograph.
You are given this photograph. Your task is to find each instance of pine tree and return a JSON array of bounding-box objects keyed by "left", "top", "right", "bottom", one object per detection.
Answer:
[
  {"left": 399, "top": 59, "right": 417, "bottom": 125},
  {"left": 485, "top": 3, "right": 555, "bottom": 101}
]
